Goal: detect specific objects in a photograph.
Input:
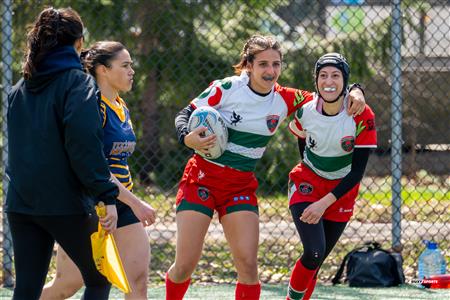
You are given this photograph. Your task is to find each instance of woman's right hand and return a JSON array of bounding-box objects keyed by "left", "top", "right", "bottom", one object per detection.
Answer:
[
  {"left": 131, "top": 200, "right": 156, "bottom": 227},
  {"left": 184, "top": 126, "right": 217, "bottom": 156},
  {"left": 100, "top": 204, "right": 118, "bottom": 233}
]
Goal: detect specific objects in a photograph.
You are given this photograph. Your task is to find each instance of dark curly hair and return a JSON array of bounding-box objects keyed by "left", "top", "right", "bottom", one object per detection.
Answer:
[{"left": 23, "top": 7, "right": 84, "bottom": 80}]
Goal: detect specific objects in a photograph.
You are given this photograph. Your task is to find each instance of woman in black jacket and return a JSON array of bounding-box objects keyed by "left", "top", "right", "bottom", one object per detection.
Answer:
[{"left": 6, "top": 7, "right": 118, "bottom": 300}]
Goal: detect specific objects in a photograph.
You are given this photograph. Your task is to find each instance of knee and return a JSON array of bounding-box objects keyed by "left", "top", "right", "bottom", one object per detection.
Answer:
[
  {"left": 170, "top": 261, "right": 197, "bottom": 281},
  {"left": 128, "top": 268, "right": 149, "bottom": 294},
  {"left": 41, "top": 276, "right": 82, "bottom": 300},
  {"left": 57, "top": 281, "right": 82, "bottom": 298},
  {"left": 235, "top": 256, "right": 258, "bottom": 278},
  {"left": 301, "top": 247, "right": 325, "bottom": 270}
]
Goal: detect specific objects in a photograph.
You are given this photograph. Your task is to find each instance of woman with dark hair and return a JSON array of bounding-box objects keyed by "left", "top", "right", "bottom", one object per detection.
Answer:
[
  {"left": 41, "top": 41, "right": 156, "bottom": 300},
  {"left": 286, "top": 53, "right": 377, "bottom": 300},
  {"left": 6, "top": 7, "right": 118, "bottom": 300}
]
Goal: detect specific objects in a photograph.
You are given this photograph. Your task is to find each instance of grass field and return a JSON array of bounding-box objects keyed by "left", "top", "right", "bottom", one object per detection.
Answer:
[{"left": 1, "top": 283, "right": 450, "bottom": 299}]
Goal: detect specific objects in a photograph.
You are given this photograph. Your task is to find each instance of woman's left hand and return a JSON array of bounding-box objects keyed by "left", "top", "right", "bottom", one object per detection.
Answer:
[
  {"left": 347, "top": 88, "right": 366, "bottom": 116},
  {"left": 300, "top": 201, "right": 328, "bottom": 224},
  {"left": 300, "top": 193, "right": 337, "bottom": 224}
]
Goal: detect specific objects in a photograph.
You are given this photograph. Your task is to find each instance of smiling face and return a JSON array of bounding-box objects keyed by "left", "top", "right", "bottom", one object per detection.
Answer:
[
  {"left": 317, "top": 66, "right": 344, "bottom": 102},
  {"left": 247, "top": 49, "right": 282, "bottom": 94},
  {"left": 103, "top": 49, "right": 134, "bottom": 93}
]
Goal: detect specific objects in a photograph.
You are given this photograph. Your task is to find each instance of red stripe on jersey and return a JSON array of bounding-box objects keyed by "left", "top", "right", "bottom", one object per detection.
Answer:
[{"left": 274, "top": 83, "right": 314, "bottom": 116}]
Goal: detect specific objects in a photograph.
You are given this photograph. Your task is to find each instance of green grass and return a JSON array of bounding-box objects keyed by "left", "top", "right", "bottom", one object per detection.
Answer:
[
  {"left": 1, "top": 283, "right": 449, "bottom": 300},
  {"left": 359, "top": 187, "right": 450, "bottom": 206}
]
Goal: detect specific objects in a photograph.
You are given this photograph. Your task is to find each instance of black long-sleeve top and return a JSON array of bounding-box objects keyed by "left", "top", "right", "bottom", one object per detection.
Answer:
[{"left": 175, "top": 103, "right": 195, "bottom": 146}]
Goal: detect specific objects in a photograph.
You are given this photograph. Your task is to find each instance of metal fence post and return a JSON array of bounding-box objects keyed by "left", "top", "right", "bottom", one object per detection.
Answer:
[
  {"left": 1, "top": 0, "right": 14, "bottom": 288},
  {"left": 390, "top": 0, "right": 403, "bottom": 250}
]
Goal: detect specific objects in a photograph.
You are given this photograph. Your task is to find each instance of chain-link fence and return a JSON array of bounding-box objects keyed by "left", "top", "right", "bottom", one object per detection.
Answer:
[{"left": 1, "top": 0, "right": 449, "bottom": 287}]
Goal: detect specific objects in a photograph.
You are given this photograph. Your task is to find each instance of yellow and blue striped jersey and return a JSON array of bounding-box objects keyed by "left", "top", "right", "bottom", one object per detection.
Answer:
[{"left": 100, "top": 94, "right": 136, "bottom": 191}]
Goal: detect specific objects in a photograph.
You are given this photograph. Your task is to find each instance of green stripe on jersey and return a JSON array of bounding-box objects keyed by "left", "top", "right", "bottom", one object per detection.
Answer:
[
  {"left": 228, "top": 128, "right": 272, "bottom": 148},
  {"left": 306, "top": 147, "right": 353, "bottom": 172},
  {"left": 211, "top": 150, "right": 258, "bottom": 172}
]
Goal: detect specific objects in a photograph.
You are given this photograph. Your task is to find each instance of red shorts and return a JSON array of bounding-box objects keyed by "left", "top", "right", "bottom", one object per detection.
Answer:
[
  {"left": 175, "top": 155, "right": 259, "bottom": 219},
  {"left": 288, "top": 163, "right": 359, "bottom": 222}
]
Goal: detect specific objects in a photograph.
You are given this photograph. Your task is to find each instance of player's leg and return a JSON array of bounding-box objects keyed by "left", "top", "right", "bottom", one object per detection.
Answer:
[
  {"left": 113, "top": 222, "right": 150, "bottom": 300},
  {"left": 7, "top": 213, "right": 55, "bottom": 300},
  {"left": 40, "top": 246, "right": 83, "bottom": 300},
  {"left": 300, "top": 220, "right": 347, "bottom": 300},
  {"left": 166, "top": 155, "right": 216, "bottom": 299},
  {"left": 47, "top": 214, "right": 111, "bottom": 300},
  {"left": 221, "top": 210, "right": 261, "bottom": 300},
  {"left": 287, "top": 202, "right": 326, "bottom": 300},
  {"left": 166, "top": 210, "right": 212, "bottom": 300}
]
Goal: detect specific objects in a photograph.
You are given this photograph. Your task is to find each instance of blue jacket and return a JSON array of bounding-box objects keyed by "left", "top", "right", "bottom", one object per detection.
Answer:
[{"left": 6, "top": 46, "right": 118, "bottom": 215}]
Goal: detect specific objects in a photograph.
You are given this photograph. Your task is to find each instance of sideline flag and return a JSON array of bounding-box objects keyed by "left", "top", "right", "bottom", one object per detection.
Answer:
[{"left": 91, "top": 201, "right": 131, "bottom": 293}]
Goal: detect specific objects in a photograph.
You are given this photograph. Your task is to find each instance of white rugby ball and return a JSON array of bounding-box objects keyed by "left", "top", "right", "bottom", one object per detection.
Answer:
[{"left": 187, "top": 106, "right": 228, "bottom": 159}]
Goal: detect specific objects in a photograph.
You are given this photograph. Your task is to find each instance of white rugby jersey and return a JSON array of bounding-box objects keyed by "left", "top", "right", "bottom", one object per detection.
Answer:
[
  {"left": 289, "top": 94, "right": 377, "bottom": 179},
  {"left": 191, "top": 72, "right": 313, "bottom": 172}
]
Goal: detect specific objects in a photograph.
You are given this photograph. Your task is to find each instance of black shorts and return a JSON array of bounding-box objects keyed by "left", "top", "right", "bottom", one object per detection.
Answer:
[{"left": 116, "top": 201, "right": 139, "bottom": 228}]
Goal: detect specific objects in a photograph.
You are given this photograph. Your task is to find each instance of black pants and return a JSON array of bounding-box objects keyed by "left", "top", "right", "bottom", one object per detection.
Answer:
[
  {"left": 290, "top": 202, "right": 347, "bottom": 274},
  {"left": 7, "top": 213, "right": 111, "bottom": 300}
]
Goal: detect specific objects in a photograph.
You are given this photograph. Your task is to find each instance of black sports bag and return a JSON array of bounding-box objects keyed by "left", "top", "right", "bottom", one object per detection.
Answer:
[{"left": 332, "top": 242, "right": 405, "bottom": 287}]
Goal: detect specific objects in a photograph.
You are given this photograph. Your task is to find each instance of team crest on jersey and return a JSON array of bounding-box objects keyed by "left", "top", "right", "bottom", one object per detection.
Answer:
[
  {"left": 340, "top": 136, "right": 355, "bottom": 152},
  {"left": 266, "top": 115, "right": 280, "bottom": 133},
  {"left": 197, "top": 187, "right": 209, "bottom": 201},
  {"left": 298, "top": 182, "right": 313, "bottom": 195}
]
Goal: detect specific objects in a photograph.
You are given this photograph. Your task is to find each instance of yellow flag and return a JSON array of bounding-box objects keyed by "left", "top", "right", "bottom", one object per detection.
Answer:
[{"left": 91, "top": 202, "right": 131, "bottom": 293}]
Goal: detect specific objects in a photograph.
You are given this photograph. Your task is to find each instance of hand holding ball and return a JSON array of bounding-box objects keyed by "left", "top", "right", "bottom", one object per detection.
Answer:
[{"left": 187, "top": 106, "right": 228, "bottom": 159}]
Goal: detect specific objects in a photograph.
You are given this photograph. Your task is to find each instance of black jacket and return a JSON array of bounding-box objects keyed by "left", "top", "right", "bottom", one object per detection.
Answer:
[{"left": 6, "top": 46, "right": 118, "bottom": 215}]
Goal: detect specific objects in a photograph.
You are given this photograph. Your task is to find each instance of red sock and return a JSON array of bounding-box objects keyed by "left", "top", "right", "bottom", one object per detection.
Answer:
[
  {"left": 302, "top": 277, "right": 318, "bottom": 300},
  {"left": 287, "top": 260, "right": 317, "bottom": 300},
  {"left": 235, "top": 282, "right": 261, "bottom": 300},
  {"left": 165, "top": 272, "right": 191, "bottom": 300}
]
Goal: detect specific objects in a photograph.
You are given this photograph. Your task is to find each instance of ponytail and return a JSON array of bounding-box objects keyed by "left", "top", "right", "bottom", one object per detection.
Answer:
[{"left": 23, "top": 7, "right": 83, "bottom": 79}]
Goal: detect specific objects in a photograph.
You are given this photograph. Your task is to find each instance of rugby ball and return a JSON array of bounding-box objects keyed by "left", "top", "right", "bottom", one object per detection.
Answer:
[{"left": 187, "top": 106, "right": 228, "bottom": 159}]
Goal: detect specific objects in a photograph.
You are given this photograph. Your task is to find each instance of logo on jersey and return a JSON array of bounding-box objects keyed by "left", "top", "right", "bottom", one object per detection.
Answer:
[
  {"left": 367, "top": 118, "right": 375, "bottom": 131},
  {"left": 109, "top": 141, "right": 136, "bottom": 156},
  {"left": 356, "top": 121, "right": 366, "bottom": 137},
  {"left": 198, "top": 170, "right": 205, "bottom": 181},
  {"left": 198, "top": 79, "right": 232, "bottom": 106},
  {"left": 197, "top": 187, "right": 209, "bottom": 201},
  {"left": 340, "top": 136, "right": 355, "bottom": 152},
  {"left": 293, "top": 90, "right": 305, "bottom": 107},
  {"left": 298, "top": 182, "right": 313, "bottom": 195},
  {"left": 207, "top": 87, "right": 222, "bottom": 106},
  {"left": 266, "top": 115, "right": 280, "bottom": 133},
  {"left": 308, "top": 136, "right": 317, "bottom": 150},
  {"left": 295, "top": 108, "right": 303, "bottom": 119},
  {"left": 230, "top": 111, "right": 243, "bottom": 126}
]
